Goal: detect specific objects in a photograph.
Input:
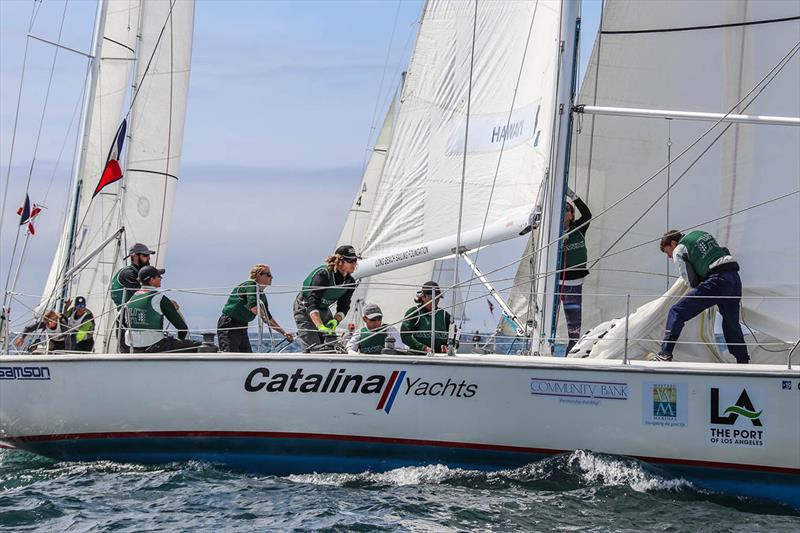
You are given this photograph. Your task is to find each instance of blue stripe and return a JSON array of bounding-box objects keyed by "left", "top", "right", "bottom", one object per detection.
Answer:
[{"left": 384, "top": 370, "right": 406, "bottom": 413}]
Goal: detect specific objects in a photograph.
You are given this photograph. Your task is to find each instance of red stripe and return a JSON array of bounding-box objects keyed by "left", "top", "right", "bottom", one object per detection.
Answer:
[
  {"left": 376, "top": 370, "right": 398, "bottom": 410},
  {"left": 7, "top": 430, "right": 799, "bottom": 476}
]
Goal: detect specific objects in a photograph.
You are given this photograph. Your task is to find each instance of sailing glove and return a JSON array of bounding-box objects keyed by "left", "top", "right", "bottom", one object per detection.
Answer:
[
  {"left": 566, "top": 186, "right": 577, "bottom": 200},
  {"left": 325, "top": 318, "right": 339, "bottom": 330},
  {"left": 317, "top": 324, "right": 334, "bottom": 334}
]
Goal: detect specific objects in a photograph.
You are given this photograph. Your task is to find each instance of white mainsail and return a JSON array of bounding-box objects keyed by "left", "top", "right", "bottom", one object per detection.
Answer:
[
  {"left": 568, "top": 0, "right": 800, "bottom": 360},
  {"left": 37, "top": 0, "right": 195, "bottom": 350},
  {"left": 38, "top": 0, "right": 141, "bottom": 317},
  {"left": 346, "top": 0, "right": 563, "bottom": 326}
]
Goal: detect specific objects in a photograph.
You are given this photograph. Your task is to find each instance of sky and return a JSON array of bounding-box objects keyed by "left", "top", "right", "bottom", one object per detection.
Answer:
[{"left": 1, "top": 0, "right": 601, "bottom": 339}]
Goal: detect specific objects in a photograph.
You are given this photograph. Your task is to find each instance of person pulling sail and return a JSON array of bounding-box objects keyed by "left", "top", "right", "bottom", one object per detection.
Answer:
[
  {"left": 217, "top": 264, "right": 294, "bottom": 352},
  {"left": 14, "top": 310, "right": 69, "bottom": 352},
  {"left": 657, "top": 230, "right": 749, "bottom": 364},
  {"left": 293, "top": 245, "right": 359, "bottom": 352},
  {"left": 401, "top": 281, "right": 452, "bottom": 354},
  {"left": 346, "top": 303, "right": 406, "bottom": 354},
  {"left": 63, "top": 296, "right": 95, "bottom": 352},
  {"left": 125, "top": 266, "right": 200, "bottom": 354},
  {"left": 110, "top": 243, "right": 155, "bottom": 352},
  {"left": 559, "top": 187, "right": 592, "bottom": 353}
]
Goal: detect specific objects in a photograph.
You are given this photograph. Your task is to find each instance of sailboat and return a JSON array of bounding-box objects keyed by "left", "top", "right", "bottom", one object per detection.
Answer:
[{"left": 1, "top": 0, "right": 798, "bottom": 508}]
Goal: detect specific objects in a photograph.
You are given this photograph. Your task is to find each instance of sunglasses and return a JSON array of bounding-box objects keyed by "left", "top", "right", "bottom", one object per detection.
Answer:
[{"left": 342, "top": 258, "right": 358, "bottom": 264}]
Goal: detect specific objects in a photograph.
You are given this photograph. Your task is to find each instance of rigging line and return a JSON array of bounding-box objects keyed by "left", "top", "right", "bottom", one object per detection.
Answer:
[
  {"left": 445, "top": 189, "right": 799, "bottom": 295},
  {"left": 124, "top": 0, "right": 177, "bottom": 120},
  {"left": 528, "top": 38, "right": 800, "bottom": 279},
  {"left": 2, "top": 0, "right": 70, "bottom": 317},
  {"left": 360, "top": 0, "right": 402, "bottom": 175},
  {"left": 589, "top": 39, "right": 800, "bottom": 269},
  {"left": 42, "top": 79, "right": 87, "bottom": 204},
  {"left": 601, "top": 15, "right": 800, "bottom": 36},
  {"left": 0, "top": 0, "right": 41, "bottom": 264},
  {"left": 583, "top": 0, "right": 604, "bottom": 198},
  {"left": 452, "top": 0, "right": 480, "bottom": 326},
  {"left": 456, "top": 0, "right": 540, "bottom": 330},
  {"left": 156, "top": 11, "right": 176, "bottom": 258}
]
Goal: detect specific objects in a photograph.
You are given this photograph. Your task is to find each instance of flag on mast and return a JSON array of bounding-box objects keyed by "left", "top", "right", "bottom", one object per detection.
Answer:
[
  {"left": 486, "top": 299, "right": 495, "bottom": 315},
  {"left": 92, "top": 119, "right": 127, "bottom": 198},
  {"left": 17, "top": 194, "right": 43, "bottom": 235}
]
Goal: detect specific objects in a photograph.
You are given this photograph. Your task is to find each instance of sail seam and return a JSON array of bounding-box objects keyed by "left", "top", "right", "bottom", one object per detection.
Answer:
[{"left": 601, "top": 15, "right": 800, "bottom": 35}]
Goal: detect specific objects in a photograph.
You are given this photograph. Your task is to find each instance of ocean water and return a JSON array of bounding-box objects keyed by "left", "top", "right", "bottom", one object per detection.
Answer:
[{"left": 1, "top": 448, "right": 797, "bottom": 532}]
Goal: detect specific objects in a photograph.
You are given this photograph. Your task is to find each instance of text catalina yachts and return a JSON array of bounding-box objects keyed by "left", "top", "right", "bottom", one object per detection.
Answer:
[{"left": 245, "top": 367, "right": 477, "bottom": 398}]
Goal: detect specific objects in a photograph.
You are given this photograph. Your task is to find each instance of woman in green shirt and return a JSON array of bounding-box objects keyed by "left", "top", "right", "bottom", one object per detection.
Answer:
[{"left": 218, "top": 264, "right": 293, "bottom": 352}]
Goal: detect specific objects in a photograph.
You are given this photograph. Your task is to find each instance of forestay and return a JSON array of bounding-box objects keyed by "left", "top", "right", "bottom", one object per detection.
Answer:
[
  {"left": 570, "top": 0, "right": 800, "bottom": 358},
  {"left": 350, "top": 0, "right": 563, "bottom": 325}
]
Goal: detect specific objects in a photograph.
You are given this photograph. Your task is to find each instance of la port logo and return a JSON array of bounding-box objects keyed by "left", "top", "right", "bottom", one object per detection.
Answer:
[{"left": 708, "top": 386, "right": 765, "bottom": 448}]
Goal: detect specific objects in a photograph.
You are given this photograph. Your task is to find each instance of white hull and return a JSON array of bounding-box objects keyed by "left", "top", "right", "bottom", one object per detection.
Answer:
[{"left": 1, "top": 354, "right": 798, "bottom": 507}]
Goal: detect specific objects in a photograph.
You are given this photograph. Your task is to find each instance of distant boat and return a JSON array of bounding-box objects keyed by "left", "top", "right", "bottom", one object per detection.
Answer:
[{"left": 1, "top": 0, "right": 798, "bottom": 509}]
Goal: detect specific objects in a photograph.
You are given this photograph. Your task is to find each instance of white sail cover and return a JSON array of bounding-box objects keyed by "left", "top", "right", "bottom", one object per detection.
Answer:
[
  {"left": 39, "top": 0, "right": 141, "bottom": 316},
  {"left": 571, "top": 1, "right": 800, "bottom": 356},
  {"left": 122, "top": 0, "right": 194, "bottom": 263},
  {"left": 351, "top": 0, "right": 563, "bottom": 325}
]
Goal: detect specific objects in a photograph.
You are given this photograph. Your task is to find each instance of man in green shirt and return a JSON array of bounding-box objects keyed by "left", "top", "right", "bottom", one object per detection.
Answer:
[
  {"left": 125, "top": 266, "right": 200, "bottom": 353},
  {"left": 345, "top": 303, "right": 405, "bottom": 354},
  {"left": 657, "top": 230, "right": 748, "bottom": 364},
  {"left": 217, "top": 264, "right": 293, "bottom": 352},
  {"left": 110, "top": 242, "right": 154, "bottom": 352},
  {"left": 401, "top": 281, "right": 452, "bottom": 354}
]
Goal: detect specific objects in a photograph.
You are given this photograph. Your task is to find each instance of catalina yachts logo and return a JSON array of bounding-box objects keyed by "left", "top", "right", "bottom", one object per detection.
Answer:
[{"left": 244, "top": 367, "right": 477, "bottom": 414}]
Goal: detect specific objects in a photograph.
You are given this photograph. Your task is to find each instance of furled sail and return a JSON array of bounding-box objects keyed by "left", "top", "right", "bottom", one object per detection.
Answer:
[
  {"left": 38, "top": 0, "right": 141, "bottom": 318},
  {"left": 569, "top": 0, "right": 800, "bottom": 359},
  {"left": 347, "top": 0, "right": 563, "bottom": 325}
]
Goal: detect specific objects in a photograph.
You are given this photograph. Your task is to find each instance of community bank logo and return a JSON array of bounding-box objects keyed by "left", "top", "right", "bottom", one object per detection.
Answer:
[
  {"left": 0, "top": 366, "right": 51, "bottom": 380},
  {"left": 244, "top": 367, "right": 477, "bottom": 414},
  {"left": 708, "top": 386, "right": 765, "bottom": 448},
  {"left": 530, "top": 378, "right": 628, "bottom": 406},
  {"left": 642, "top": 382, "right": 687, "bottom": 428}
]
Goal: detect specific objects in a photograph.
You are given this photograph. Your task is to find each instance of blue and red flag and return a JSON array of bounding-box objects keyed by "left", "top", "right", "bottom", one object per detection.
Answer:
[
  {"left": 17, "top": 194, "right": 43, "bottom": 235},
  {"left": 92, "top": 119, "right": 127, "bottom": 198}
]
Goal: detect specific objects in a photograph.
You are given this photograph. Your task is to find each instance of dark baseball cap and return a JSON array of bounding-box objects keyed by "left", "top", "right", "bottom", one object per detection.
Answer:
[
  {"left": 74, "top": 296, "right": 86, "bottom": 308},
  {"left": 362, "top": 303, "right": 383, "bottom": 319},
  {"left": 417, "top": 280, "right": 442, "bottom": 297},
  {"left": 128, "top": 243, "right": 156, "bottom": 256},
  {"left": 138, "top": 266, "right": 165, "bottom": 283},
  {"left": 335, "top": 244, "right": 361, "bottom": 261}
]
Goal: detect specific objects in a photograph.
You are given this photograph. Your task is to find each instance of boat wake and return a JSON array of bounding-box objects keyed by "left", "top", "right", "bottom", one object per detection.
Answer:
[{"left": 287, "top": 450, "right": 695, "bottom": 494}]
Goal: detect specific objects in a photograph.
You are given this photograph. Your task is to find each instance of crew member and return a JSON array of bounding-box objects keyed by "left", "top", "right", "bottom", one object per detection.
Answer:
[
  {"left": 218, "top": 264, "right": 293, "bottom": 352},
  {"left": 293, "top": 245, "right": 359, "bottom": 351},
  {"left": 559, "top": 187, "right": 591, "bottom": 353},
  {"left": 14, "top": 310, "right": 69, "bottom": 352},
  {"left": 401, "top": 281, "right": 452, "bottom": 354},
  {"left": 657, "top": 230, "right": 748, "bottom": 364},
  {"left": 346, "top": 303, "right": 405, "bottom": 354},
  {"left": 125, "top": 266, "right": 200, "bottom": 353},
  {"left": 64, "top": 296, "right": 95, "bottom": 352},
  {"left": 110, "top": 243, "right": 155, "bottom": 352}
]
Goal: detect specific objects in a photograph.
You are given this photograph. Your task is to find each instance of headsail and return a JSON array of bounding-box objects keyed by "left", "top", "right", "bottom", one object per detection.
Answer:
[
  {"left": 570, "top": 0, "right": 800, "bottom": 358},
  {"left": 347, "top": 0, "right": 563, "bottom": 325}
]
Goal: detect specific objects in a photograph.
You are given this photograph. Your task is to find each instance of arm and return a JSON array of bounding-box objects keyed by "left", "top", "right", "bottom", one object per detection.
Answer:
[
  {"left": 345, "top": 330, "right": 361, "bottom": 354},
  {"left": 267, "top": 317, "right": 294, "bottom": 342},
  {"left": 14, "top": 321, "right": 42, "bottom": 347},
  {"left": 334, "top": 282, "right": 355, "bottom": 322},
  {"left": 672, "top": 244, "right": 699, "bottom": 287},
  {"left": 118, "top": 266, "right": 139, "bottom": 289},
  {"left": 306, "top": 270, "right": 330, "bottom": 325},
  {"left": 160, "top": 295, "right": 189, "bottom": 340},
  {"left": 401, "top": 308, "right": 428, "bottom": 352},
  {"left": 571, "top": 196, "right": 592, "bottom": 234}
]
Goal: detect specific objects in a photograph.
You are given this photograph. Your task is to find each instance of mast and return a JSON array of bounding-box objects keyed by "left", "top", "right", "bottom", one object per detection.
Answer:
[
  {"left": 59, "top": 0, "right": 111, "bottom": 310},
  {"left": 532, "top": 0, "right": 581, "bottom": 355}
]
